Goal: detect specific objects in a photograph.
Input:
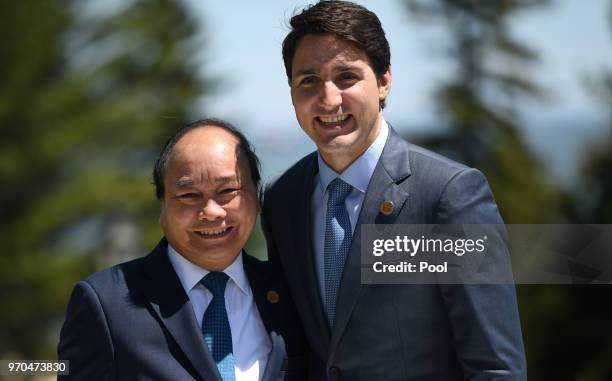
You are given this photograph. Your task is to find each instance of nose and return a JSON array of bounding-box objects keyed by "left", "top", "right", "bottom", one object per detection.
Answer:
[
  {"left": 199, "top": 199, "right": 226, "bottom": 221},
  {"left": 318, "top": 81, "right": 342, "bottom": 111}
]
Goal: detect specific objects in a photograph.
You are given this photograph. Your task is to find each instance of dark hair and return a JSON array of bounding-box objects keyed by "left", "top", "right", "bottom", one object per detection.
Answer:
[
  {"left": 152, "top": 118, "right": 261, "bottom": 200},
  {"left": 282, "top": 0, "right": 391, "bottom": 108}
]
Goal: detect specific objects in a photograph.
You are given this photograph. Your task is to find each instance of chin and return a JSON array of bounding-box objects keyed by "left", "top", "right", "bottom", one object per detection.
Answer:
[{"left": 321, "top": 136, "right": 358, "bottom": 152}]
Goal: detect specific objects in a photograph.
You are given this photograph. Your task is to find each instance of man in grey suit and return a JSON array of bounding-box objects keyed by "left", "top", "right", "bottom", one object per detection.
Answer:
[
  {"left": 261, "top": 1, "right": 526, "bottom": 380},
  {"left": 59, "top": 119, "right": 307, "bottom": 380}
]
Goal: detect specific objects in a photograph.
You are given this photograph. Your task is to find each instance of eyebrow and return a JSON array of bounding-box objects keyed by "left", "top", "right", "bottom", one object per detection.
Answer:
[
  {"left": 294, "top": 64, "right": 360, "bottom": 77},
  {"left": 294, "top": 68, "right": 318, "bottom": 76},
  {"left": 336, "top": 64, "right": 360, "bottom": 72},
  {"left": 174, "top": 175, "right": 239, "bottom": 188}
]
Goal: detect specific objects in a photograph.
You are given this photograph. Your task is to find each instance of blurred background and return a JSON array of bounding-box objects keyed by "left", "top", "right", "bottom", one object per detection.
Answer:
[{"left": 1, "top": 0, "right": 611, "bottom": 379}]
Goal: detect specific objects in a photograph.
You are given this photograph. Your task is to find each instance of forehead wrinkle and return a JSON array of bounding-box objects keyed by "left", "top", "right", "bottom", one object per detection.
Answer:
[
  {"left": 166, "top": 128, "right": 251, "bottom": 190},
  {"left": 175, "top": 178, "right": 194, "bottom": 188},
  {"left": 216, "top": 175, "right": 240, "bottom": 185}
]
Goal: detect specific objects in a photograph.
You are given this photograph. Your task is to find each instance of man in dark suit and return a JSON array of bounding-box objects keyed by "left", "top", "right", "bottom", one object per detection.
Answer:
[
  {"left": 262, "top": 1, "right": 526, "bottom": 380},
  {"left": 58, "top": 119, "right": 307, "bottom": 380}
]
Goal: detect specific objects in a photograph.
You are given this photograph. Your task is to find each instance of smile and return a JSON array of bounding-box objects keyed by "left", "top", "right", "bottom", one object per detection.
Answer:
[
  {"left": 194, "top": 227, "right": 232, "bottom": 237},
  {"left": 318, "top": 114, "right": 350, "bottom": 125}
]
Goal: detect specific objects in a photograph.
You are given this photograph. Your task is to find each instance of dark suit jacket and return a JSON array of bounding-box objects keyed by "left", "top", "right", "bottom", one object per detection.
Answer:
[
  {"left": 262, "top": 127, "right": 526, "bottom": 380},
  {"left": 58, "top": 238, "right": 308, "bottom": 381}
]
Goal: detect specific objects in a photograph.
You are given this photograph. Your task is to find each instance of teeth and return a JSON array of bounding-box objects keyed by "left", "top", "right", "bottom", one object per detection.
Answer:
[
  {"left": 196, "top": 227, "right": 228, "bottom": 236},
  {"left": 319, "top": 114, "right": 348, "bottom": 124}
]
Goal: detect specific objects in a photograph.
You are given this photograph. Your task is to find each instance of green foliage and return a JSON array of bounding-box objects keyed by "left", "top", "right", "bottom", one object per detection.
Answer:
[
  {"left": 0, "top": 0, "right": 211, "bottom": 358},
  {"left": 404, "top": 1, "right": 612, "bottom": 379},
  {"left": 581, "top": 1, "right": 612, "bottom": 224},
  {"left": 405, "top": 0, "right": 561, "bottom": 223}
]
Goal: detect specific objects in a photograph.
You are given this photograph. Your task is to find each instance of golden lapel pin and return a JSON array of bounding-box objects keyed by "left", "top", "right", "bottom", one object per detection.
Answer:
[
  {"left": 267, "top": 290, "right": 280, "bottom": 304},
  {"left": 379, "top": 200, "right": 394, "bottom": 216}
]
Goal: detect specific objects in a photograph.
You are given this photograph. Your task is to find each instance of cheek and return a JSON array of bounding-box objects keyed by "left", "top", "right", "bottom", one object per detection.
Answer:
[
  {"left": 159, "top": 206, "right": 168, "bottom": 229},
  {"left": 234, "top": 197, "right": 259, "bottom": 227},
  {"left": 162, "top": 205, "right": 193, "bottom": 229},
  {"left": 346, "top": 84, "right": 369, "bottom": 102},
  {"left": 292, "top": 90, "right": 314, "bottom": 109}
]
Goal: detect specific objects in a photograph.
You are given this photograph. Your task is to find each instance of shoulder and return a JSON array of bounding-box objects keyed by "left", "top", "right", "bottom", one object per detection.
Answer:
[
  {"left": 385, "top": 130, "right": 500, "bottom": 221},
  {"left": 82, "top": 255, "right": 147, "bottom": 295},
  {"left": 81, "top": 239, "right": 166, "bottom": 294},
  {"left": 407, "top": 142, "right": 468, "bottom": 172},
  {"left": 386, "top": 130, "right": 481, "bottom": 190},
  {"left": 408, "top": 143, "right": 485, "bottom": 188},
  {"left": 392, "top": 130, "right": 470, "bottom": 177}
]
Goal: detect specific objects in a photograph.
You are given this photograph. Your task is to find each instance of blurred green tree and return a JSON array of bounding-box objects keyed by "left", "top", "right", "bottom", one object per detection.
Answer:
[
  {"left": 0, "top": 0, "right": 213, "bottom": 359},
  {"left": 404, "top": 1, "right": 612, "bottom": 379},
  {"left": 581, "top": 2, "right": 612, "bottom": 224},
  {"left": 401, "top": 1, "right": 612, "bottom": 380},
  {"left": 553, "top": 5, "right": 612, "bottom": 379},
  {"left": 404, "top": 0, "right": 562, "bottom": 224}
]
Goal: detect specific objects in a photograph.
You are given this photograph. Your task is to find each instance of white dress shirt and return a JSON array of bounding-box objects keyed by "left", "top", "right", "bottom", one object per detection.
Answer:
[
  {"left": 167, "top": 245, "right": 272, "bottom": 381},
  {"left": 311, "top": 118, "right": 389, "bottom": 304}
]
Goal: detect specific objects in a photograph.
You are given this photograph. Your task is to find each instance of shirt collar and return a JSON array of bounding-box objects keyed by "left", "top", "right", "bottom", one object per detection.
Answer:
[
  {"left": 167, "top": 244, "right": 250, "bottom": 296},
  {"left": 317, "top": 117, "right": 389, "bottom": 194}
]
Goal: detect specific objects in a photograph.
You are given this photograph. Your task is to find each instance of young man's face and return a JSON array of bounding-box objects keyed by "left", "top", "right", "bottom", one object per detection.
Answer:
[
  {"left": 159, "top": 127, "right": 259, "bottom": 271},
  {"left": 290, "top": 34, "right": 391, "bottom": 172}
]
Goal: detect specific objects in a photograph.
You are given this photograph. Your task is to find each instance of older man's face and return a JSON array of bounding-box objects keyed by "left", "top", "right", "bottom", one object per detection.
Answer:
[{"left": 159, "top": 126, "right": 259, "bottom": 271}]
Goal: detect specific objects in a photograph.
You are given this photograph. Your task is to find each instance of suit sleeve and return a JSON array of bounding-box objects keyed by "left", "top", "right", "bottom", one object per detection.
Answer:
[
  {"left": 58, "top": 281, "right": 115, "bottom": 380},
  {"left": 435, "top": 168, "right": 527, "bottom": 380}
]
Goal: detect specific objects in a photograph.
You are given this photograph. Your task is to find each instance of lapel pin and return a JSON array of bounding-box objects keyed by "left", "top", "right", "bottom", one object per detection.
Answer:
[
  {"left": 379, "top": 200, "right": 394, "bottom": 216},
  {"left": 266, "top": 290, "right": 280, "bottom": 304}
]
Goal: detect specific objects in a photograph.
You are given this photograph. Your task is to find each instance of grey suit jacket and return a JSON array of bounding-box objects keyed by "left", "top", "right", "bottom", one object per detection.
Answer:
[
  {"left": 58, "top": 238, "right": 308, "bottom": 380},
  {"left": 262, "top": 127, "right": 526, "bottom": 380}
]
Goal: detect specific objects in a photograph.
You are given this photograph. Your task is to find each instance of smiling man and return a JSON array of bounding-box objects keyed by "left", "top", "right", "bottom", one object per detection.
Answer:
[
  {"left": 58, "top": 119, "right": 307, "bottom": 381},
  {"left": 261, "top": 1, "right": 526, "bottom": 380}
]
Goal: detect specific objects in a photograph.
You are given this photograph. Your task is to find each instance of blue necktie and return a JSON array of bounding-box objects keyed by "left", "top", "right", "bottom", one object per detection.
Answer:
[
  {"left": 201, "top": 272, "right": 235, "bottom": 381},
  {"left": 324, "top": 178, "right": 353, "bottom": 327}
]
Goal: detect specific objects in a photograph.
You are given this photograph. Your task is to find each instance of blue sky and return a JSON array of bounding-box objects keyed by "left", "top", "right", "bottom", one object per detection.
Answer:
[{"left": 186, "top": 0, "right": 612, "bottom": 183}]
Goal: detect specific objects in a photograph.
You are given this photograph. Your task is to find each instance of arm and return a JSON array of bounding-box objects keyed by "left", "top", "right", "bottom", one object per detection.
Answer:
[
  {"left": 57, "top": 281, "right": 115, "bottom": 380},
  {"left": 261, "top": 188, "right": 311, "bottom": 381},
  {"left": 436, "top": 168, "right": 526, "bottom": 380}
]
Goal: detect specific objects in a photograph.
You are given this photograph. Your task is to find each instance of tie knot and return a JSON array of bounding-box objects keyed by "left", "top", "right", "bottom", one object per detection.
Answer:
[
  {"left": 201, "top": 272, "right": 229, "bottom": 297},
  {"left": 327, "top": 178, "right": 352, "bottom": 204}
]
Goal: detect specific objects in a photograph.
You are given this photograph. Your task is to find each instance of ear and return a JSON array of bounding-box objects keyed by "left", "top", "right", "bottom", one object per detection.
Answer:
[
  {"left": 377, "top": 66, "right": 392, "bottom": 101},
  {"left": 158, "top": 200, "right": 166, "bottom": 226}
]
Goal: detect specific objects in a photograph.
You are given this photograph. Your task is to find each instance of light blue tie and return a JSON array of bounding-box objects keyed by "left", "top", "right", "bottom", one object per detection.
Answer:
[
  {"left": 324, "top": 178, "right": 353, "bottom": 327},
  {"left": 201, "top": 272, "right": 235, "bottom": 381}
]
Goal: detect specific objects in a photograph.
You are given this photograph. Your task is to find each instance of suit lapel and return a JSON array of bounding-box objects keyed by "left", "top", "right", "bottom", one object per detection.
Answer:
[
  {"left": 243, "top": 253, "right": 288, "bottom": 381},
  {"left": 243, "top": 252, "right": 281, "bottom": 334},
  {"left": 141, "top": 239, "right": 222, "bottom": 381},
  {"left": 291, "top": 154, "right": 333, "bottom": 348},
  {"left": 330, "top": 128, "right": 411, "bottom": 349}
]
